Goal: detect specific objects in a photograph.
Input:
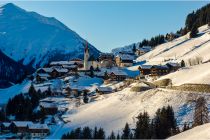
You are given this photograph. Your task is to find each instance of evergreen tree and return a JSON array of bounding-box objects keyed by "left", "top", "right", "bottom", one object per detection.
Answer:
[
  {"left": 104, "top": 71, "right": 109, "bottom": 80},
  {"left": 190, "top": 23, "right": 198, "bottom": 38},
  {"left": 116, "top": 133, "right": 120, "bottom": 139},
  {"left": 82, "top": 126, "right": 92, "bottom": 139},
  {"left": 182, "top": 122, "right": 190, "bottom": 132},
  {"left": 181, "top": 60, "right": 186, "bottom": 67},
  {"left": 29, "top": 84, "right": 36, "bottom": 97},
  {"left": 132, "top": 44, "right": 136, "bottom": 53},
  {"left": 74, "top": 127, "right": 82, "bottom": 139},
  {"left": 135, "top": 112, "right": 151, "bottom": 139},
  {"left": 109, "top": 131, "right": 116, "bottom": 139},
  {"left": 97, "top": 127, "right": 105, "bottom": 139},
  {"left": 83, "top": 90, "right": 89, "bottom": 103},
  {"left": 90, "top": 66, "right": 94, "bottom": 78},
  {"left": 122, "top": 123, "right": 131, "bottom": 139},
  {"left": 93, "top": 127, "right": 98, "bottom": 139}
]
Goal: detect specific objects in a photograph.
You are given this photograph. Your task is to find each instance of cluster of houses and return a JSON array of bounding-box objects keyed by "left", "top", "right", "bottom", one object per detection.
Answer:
[
  {"left": 138, "top": 62, "right": 180, "bottom": 79},
  {"left": 0, "top": 121, "right": 50, "bottom": 138},
  {"left": 35, "top": 43, "right": 137, "bottom": 83}
]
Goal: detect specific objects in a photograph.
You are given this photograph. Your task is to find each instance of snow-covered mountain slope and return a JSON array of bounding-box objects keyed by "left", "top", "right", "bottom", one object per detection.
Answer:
[
  {"left": 158, "top": 62, "right": 210, "bottom": 86},
  {"left": 0, "top": 50, "right": 30, "bottom": 88},
  {"left": 137, "top": 25, "right": 210, "bottom": 65},
  {"left": 49, "top": 83, "right": 210, "bottom": 138},
  {"left": 112, "top": 43, "right": 138, "bottom": 55},
  {"left": 0, "top": 3, "right": 100, "bottom": 68},
  {"left": 168, "top": 123, "right": 210, "bottom": 140}
]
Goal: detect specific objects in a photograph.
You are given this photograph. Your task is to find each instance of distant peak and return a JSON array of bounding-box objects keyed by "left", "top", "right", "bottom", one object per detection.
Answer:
[
  {"left": 1, "top": 3, "right": 24, "bottom": 12},
  {"left": 2, "top": 3, "right": 17, "bottom": 8}
]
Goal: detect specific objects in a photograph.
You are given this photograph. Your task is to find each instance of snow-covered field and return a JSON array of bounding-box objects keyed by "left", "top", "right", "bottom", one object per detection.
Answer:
[
  {"left": 137, "top": 25, "right": 210, "bottom": 65},
  {"left": 158, "top": 62, "right": 210, "bottom": 86},
  {"left": 48, "top": 83, "right": 210, "bottom": 139},
  {"left": 168, "top": 123, "right": 210, "bottom": 140}
]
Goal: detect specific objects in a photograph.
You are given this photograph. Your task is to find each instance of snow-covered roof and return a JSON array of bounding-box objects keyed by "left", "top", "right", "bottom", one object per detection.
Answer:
[
  {"left": 166, "top": 62, "right": 180, "bottom": 67},
  {"left": 50, "top": 61, "right": 75, "bottom": 66},
  {"left": 62, "top": 65, "right": 77, "bottom": 69},
  {"left": 38, "top": 68, "right": 53, "bottom": 73},
  {"left": 40, "top": 102, "right": 57, "bottom": 108},
  {"left": 28, "top": 123, "right": 49, "bottom": 130},
  {"left": 97, "top": 87, "right": 113, "bottom": 92},
  {"left": 12, "top": 121, "right": 33, "bottom": 127},
  {"left": 37, "top": 73, "right": 50, "bottom": 77},
  {"left": 1, "top": 122, "right": 11, "bottom": 127},
  {"left": 139, "top": 65, "right": 153, "bottom": 69},
  {"left": 54, "top": 68, "right": 68, "bottom": 73},
  {"left": 152, "top": 65, "right": 169, "bottom": 69},
  {"left": 110, "top": 71, "right": 127, "bottom": 76}
]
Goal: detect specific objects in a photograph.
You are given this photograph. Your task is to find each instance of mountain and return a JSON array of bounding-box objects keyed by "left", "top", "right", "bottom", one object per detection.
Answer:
[
  {"left": 0, "top": 50, "right": 29, "bottom": 88},
  {"left": 0, "top": 3, "right": 100, "bottom": 68}
]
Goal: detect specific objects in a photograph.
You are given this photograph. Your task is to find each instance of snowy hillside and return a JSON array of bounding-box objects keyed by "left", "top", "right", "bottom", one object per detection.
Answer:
[
  {"left": 48, "top": 83, "right": 210, "bottom": 138},
  {"left": 158, "top": 62, "right": 210, "bottom": 86},
  {"left": 168, "top": 123, "right": 210, "bottom": 140},
  {"left": 0, "top": 3, "right": 100, "bottom": 68},
  {"left": 137, "top": 25, "right": 210, "bottom": 65}
]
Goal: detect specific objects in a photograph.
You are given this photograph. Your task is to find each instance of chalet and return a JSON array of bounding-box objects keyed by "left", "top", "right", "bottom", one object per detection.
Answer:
[
  {"left": 39, "top": 102, "right": 58, "bottom": 115},
  {"left": 150, "top": 65, "right": 169, "bottom": 77},
  {"left": 50, "top": 68, "right": 68, "bottom": 78},
  {"left": 27, "top": 124, "right": 50, "bottom": 138},
  {"left": 100, "top": 59, "right": 115, "bottom": 68},
  {"left": 115, "top": 54, "right": 134, "bottom": 67},
  {"left": 98, "top": 53, "right": 114, "bottom": 62},
  {"left": 136, "top": 46, "right": 152, "bottom": 56},
  {"left": 70, "top": 58, "right": 84, "bottom": 68},
  {"left": 36, "top": 73, "right": 50, "bottom": 83},
  {"left": 96, "top": 87, "right": 113, "bottom": 94},
  {"left": 49, "top": 61, "right": 75, "bottom": 67},
  {"left": 109, "top": 71, "right": 127, "bottom": 81},
  {"left": 10, "top": 121, "right": 33, "bottom": 135},
  {"left": 138, "top": 65, "right": 153, "bottom": 76},
  {"left": 37, "top": 68, "right": 53, "bottom": 74},
  {"left": 166, "top": 62, "right": 180, "bottom": 72},
  {"left": 0, "top": 122, "right": 11, "bottom": 133},
  {"left": 70, "top": 86, "right": 90, "bottom": 97}
]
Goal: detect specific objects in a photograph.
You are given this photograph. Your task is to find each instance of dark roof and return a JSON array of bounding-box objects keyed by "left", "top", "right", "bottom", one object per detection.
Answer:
[{"left": 152, "top": 65, "right": 169, "bottom": 70}]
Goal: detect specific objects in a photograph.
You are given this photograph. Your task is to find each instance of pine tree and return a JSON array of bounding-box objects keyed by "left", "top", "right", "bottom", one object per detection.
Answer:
[
  {"left": 181, "top": 60, "right": 186, "bottom": 67},
  {"left": 29, "top": 84, "right": 36, "bottom": 97},
  {"left": 122, "top": 123, "right": 131, "bottom": 139},
  {"left": 74, "top": 127, "right": 82, "bottom": 139},
  {"left": 182, "top": 122, "right": 190, "bottom": 132},
  {"left": 83, "top": 90, "right": 89, "bottom": 103},
  {"left": 193, "top": 97, "right": 209, "bottom": 127},
  {"left": 90, "top": 66, "right": 94, "bottom": 78},
  {"left": 116, "top": 133, "right": 120, "bottom": 139},
  {"left": 82, "top": 126, "right": 92, "bottom": 139},
  {"left": 132, "top": 44, "right": 136, "bottom": 53},
  {"left": 190, "top": 23, "right": 198, "bottom": 38},
  {"left": 93, "top": 127, "right": 98, "bottom": 139},
  {"left": 135, "top": 111, "right": 151, "bottom": 139},
  {"left": 97, "top": 127, "right": 105, "bottom": 139},
  {"left": 109, "top": 131, "right": 116, "bottom": 139}
]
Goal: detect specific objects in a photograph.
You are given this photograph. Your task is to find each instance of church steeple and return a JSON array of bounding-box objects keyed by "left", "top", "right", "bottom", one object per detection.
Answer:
[{"left": 84, "top": 41, "right": 90, "bottom": 70}]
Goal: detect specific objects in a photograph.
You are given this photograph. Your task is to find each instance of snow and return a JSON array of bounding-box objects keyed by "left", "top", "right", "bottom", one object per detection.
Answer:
[
  {"left": 137, "top": 25, "right": 210, "bottom": 65},
  {"left": 0, "top": 80, "right": 31, "bottom": 105},
  {"left": 158, "top": 62, "right": 210, "bottom": 85},
  {"left": 168, "top": 123, "right": 210, "bottom": 140},
  {"left": 48, "top": 83, "right": 210, "bottom": 138}
]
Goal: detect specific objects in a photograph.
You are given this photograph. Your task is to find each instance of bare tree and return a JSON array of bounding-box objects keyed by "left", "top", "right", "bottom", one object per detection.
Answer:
[{"left": 193, "top": 97, "right": 209, "bottom": 127}]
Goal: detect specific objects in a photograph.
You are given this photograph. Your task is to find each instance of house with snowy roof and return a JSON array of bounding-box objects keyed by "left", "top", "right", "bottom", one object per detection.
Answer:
[
  {"left": 115, "top": 54, "right": 134, "bottom": 67},
  {"left": 0, "top": 122, "right": 11, "bottom": 133},
  {"left": 27, "top": 123, "right": 50, "bottom": 138},
  {"left": 10, "top": 121, "right": 33, "bottom": 135},
  {"left": 109, "top": 71, "right": 127, "bottom": 81}
]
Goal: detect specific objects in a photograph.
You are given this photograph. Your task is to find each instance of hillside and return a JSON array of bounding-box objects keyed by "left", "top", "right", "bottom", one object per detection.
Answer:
[
  {"left": 0, "top": 50, "right": 30, "bottom": 88},
  {"left": 168, "top": 123, "right": 210, "bottom": 140},
  {"left": 137, "top": 25, "right": 210, "bottom": 65},
  {"left": 47, "top": 83, "right": 210, "bottom": 138},
  {"left": 0, "top": 3, "right": 100, "bottom": 68}
]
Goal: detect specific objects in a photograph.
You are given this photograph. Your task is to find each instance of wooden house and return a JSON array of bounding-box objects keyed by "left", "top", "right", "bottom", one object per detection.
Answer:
[
  {"left": 27, "top": 124, "right": 50, "bottom": 138},
  {"left": 96, "top": 87, "right": 113, "bottom": 94},
  {"left": 138, "top": 65, "right": 153, "bottom": 76},
  {"left": 39, "top": 102, "right": 58, "bottom": 115},
  {"left": 36, "top": 73, "right": 50, "bottom": 83},
  {"left": 166, "top": 62, "right": 180, "bottom": 72},
  {"left": 115, "top": 54, "right": 134, "bottom": 67},
  {"left": 10, "top": 121, "right": 33, "bottom": 135},
  {"left": 0, "top": 122, "right": 11, "bottom": 133},
  {"left": 98, "top": 53, "right": 114, "bottom": 62},
  {"left": 150, "top": 65, "right": 169, "bottom": 77},
  {"left": 109, "top": 71, "right": 127, "bottom": 81}
]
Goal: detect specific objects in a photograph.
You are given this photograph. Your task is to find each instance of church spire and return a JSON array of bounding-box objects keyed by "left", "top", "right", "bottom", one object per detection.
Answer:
[{"left": 85, "top": 41, "right": 89, "bottom": 53}]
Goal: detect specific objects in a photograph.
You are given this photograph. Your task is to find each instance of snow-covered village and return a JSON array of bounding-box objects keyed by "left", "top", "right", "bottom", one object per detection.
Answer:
[{"left": 0, "top": 1, "right": 210, "bottom": 140}]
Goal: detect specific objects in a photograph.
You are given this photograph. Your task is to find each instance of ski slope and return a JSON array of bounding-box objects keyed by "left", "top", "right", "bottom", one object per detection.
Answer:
[
  {"left": 168, "top": 123, "right": 210, "bottom": 140},
  {"left": 137, "top": 25, "right": 210, "bottom": 65},
  {"left": 49, "top": 83, "right": 210, "bottom": 138}
]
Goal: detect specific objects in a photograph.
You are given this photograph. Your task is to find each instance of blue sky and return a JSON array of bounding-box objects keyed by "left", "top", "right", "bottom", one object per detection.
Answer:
[{"left": 0, "top": 1, "right": 209, "bottom": 52}]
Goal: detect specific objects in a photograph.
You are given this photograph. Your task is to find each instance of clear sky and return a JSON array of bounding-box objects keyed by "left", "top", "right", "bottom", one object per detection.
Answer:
[{"left": 0, "top": 1, "right": 209, "bottom": 52}]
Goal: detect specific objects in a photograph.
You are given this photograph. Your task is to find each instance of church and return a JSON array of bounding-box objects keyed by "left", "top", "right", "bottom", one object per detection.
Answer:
[{"left": 83, "top": 42, "right": 100, "bottom": 70}]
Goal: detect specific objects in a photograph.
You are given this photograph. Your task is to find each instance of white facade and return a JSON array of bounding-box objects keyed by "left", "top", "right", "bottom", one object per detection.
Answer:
[{"left": 84, "top": 43, "right": 90, "bottom": 70}]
